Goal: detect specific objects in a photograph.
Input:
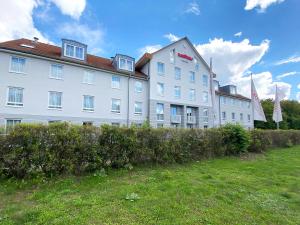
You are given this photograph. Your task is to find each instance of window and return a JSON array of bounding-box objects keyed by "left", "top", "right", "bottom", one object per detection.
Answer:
[
  {"left": 6, "top": 119, "right": 21, "bottom": 132},
  {"left": 83, "top": 95, "right": 94, "bottom": 111},
  {"left": 170, "top": 49, "right": 175, "bottom": 64},
  {"left": 10, "top": 56, "right": 25, "bottom": 73},
  {"left": 229, "top": 86, "right": 237, "bottom": 95},
  {"left": 83, "top": 71, "right": 95, "bottom": 84},
  {"left": 65, "top": 44, "right": 84, "bottom": 60},
  {"left": 189, "top": 89, "right": 196, "bottom": 101},
  {"left": 135, "top": 81, "right": 143, "bottom": 93},
  {"left": 50, "top": 64, "right": 63, "bottom": 79},
  {"left": 174, "top": 86, "right": 181, "bottom": 99},
  {"left": 203, "top": 108, "right": 209, "bottom": 123},
  {"left": 119, "top": 58, "right": 133, "bottom": 71},
  {"left": 156, "top": 103, "right": 164, "bottom": 121},
  {"left": 112, "top": 122, "right": 120, "bottom": 127},
  {"left": 157, "top": 82, "right": 164, "bottom": 96},
  {"left": 83, "top": 121, "right": 93, "bottom": 126},
  {"left": 189, "top": 71, "right": 195, "bottom": 83},
  {"left": 175, "top": 67, "right": 181, "bottom": 80},
  {"left": 202, "top": 91, "right": 208, "bottom": 103},
  {"left": 157, "top": 123, "right": 164, "bottom": 128},
  {"left": 247, "top": 102, "right": 251, "bottom": 108},
  {"left": 221, "top": 96, "right": 226, "bottom": 104},
  {"left": 202, "top": 74, "right": 208, "bottom": 87},
  {"left": 48, "top": 91, "right": 62, "bottom": 109},
  {"left": 171, "top": 106, "right": 177, "bottom": 116},
  {"left": 240, "top": 113, "right": 244, "bottom": 121},
  {"left": 222, "top": 112, "right": 226, "bottom": 120},
  {"left": 111, "top": 76, "right": 120, "bottom": 89},
  {"left": 232, "top": 112, "right": 236, "bottom": 121},
  {"left": 7, "top": 87, "right": 23, "bottom": 106},
  {"left": 157, "top": 62, "right": 165, "bottom": 75},
  {"left": 134, "top": 101, "right": 142, "bottom": 114},
  {"left": 195, "top": 63, "right": 200, "bottom": 71},
  {"left": 248, "top": 114, "right": 251, "bottom": 122},
  {"left": 111, "top": 99, "right": 121, "bottom": 113}
]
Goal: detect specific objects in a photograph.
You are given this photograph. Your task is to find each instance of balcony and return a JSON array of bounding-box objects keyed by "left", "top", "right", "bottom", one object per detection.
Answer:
[
  {"left": 170, "top": 115, "right": 181, "bottom": 124},
  {"left": 187, "top": 115, "right": 196, "bottom": 124}
]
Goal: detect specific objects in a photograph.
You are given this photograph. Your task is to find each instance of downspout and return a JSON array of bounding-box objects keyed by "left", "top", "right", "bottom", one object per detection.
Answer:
[
  {"left": 218, "top": 94, "right": 221, "bottom": 127},
  {"left": 127, "top": 74, "right": 131, "bottom": 127}
]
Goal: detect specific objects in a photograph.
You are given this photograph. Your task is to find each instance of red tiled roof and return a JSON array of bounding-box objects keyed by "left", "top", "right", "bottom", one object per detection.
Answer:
[
  {"left": 0, "top": 38, "right": 147, "bottom": 79},
  {"left": 216, "top": 90, "right": 250, "bottom": 101}
]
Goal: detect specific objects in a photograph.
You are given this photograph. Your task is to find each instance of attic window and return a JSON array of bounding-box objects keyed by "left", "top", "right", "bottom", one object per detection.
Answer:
[
  {"left": 20, "top": 44, "right": 35, "bottom": 49},
  {"left": 229, "top": 86, "right": 237, "bottom": 95},
  {"left": 119, "top": 57, "right": 133, "bottom": 72},
  {"left": 64, "top": 43, "right": 84, "bottom": 60}
]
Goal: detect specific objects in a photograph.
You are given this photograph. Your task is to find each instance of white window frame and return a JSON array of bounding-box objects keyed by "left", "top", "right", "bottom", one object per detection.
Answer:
[
  {"left": 174, "top": 86, "right": 181, "bottom": 99},
  {"left": 157, "top": 62, "right": 165, "bottom": 75},
  {"left": 83, "top": 95, "right": 95, "bottom": 112},
  {"left": 9, "top": 56, "right": 26, "bottom": 74},
  {"left": 6, "top": 87, "right": 24, "bottom": 107},
  {"left": 175, "top": 67, "right": 181, "bottom": 80},
  {"left": 202, "top": 74, "right": 208, "bottom": 87},
  {"left": 202, "top": 91, "right": 209, "bottom": 103},
  {"left": 119, "top": 57, "right": 134, "bottom": 72},
  {"left": 222, "top": 112, "right": 226, "bottom": 120},
  {"left": 48, "top": 91, "right": 62, "bottom": 109},
  {"left": 5, "top": 119, "right": 21, "bottom": 132},
  {"left": 134, "top": 101, "right": 142, "bottom": 114},
  {"left": 64, "top": 43, "right": 84, "bottom": 60},
  {"left": 134, "top": 81, "right": 143, "bottom": 93},
  {"left": 157, "top": 82, "right": 164, "bottom": 96},
  {"left": 83, "top": 71, "right": 95, "bottom": 85},
  {"left": 232, "top": 112, "right": 236, "bottom": 121},
  {"left": 240, "top": 113, "right": 244, "bottom": 121},
  {"left": 189, "top": 89, "right": 196, "bottom": 101},
  {"left": 156, "top": 103, "right": 164, "bottom": 121},
  {"left": 248, "top": 114, "right": 251, "bottom": 122},
  {"left": 111, "top": 75, "right": 121, "bottom": 89},
  {"left": 49, "top": 64, "right": 63, "bottom": 80},
  {"left": 111, "top": 98, "right": 121, "bottom": 113},
  {"left": 203, "top": 108, "right": 209, "bottom": 123},
  {"left": 189, "top": 71, "right": 195, "bottom": 83}
]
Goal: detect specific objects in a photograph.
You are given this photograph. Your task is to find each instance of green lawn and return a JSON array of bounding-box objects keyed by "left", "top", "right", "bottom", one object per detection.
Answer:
[{"left": 0, "top": 147, "right": 300, "bottom": 225}]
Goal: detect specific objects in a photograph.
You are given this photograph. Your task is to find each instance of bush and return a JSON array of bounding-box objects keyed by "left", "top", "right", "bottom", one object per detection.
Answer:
[{"left": 0, "top": 123, "right": 299, "bottom": 178}]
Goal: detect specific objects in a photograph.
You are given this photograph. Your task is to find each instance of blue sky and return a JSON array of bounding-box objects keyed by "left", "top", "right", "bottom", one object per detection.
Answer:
[{"left": 1, "top": 0, "right": 299, "bottom": 100}]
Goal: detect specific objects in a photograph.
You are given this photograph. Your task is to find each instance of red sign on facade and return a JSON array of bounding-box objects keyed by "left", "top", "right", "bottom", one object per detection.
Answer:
[{"left": 177, "top": 53, "right": 193, "bottom": 61}]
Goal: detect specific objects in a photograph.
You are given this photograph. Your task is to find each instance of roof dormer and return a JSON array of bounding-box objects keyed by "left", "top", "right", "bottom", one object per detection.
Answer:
[
  {"left": 220, "top": 85, "right": 237, "bottom": 95},
  {"left": 62, "top": 39, "right": 87, "bottom": 61},
  {"left": 112, "top": 54, "right": 135, "bottom": 73}
]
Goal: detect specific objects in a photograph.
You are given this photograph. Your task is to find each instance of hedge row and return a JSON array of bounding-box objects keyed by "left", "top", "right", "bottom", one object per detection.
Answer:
[{"left": 0, "top": 123, "right": 299, "bottom": 178}]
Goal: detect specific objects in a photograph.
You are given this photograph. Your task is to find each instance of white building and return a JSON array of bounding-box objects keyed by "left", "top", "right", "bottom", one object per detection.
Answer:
[{"left": 0, "top": 37, "right": 253, "bottom": 129}]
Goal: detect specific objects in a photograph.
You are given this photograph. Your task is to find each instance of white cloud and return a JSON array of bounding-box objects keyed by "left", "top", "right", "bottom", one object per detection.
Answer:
[
  {"left": 0, "top": 0, "right": 49, "bottom": 42},
  {"left": 164, "top": 33, "right": 180, "bottom": 42},
  {"left": 275, "top": 55, "right": 300, "bottom": 66},
  {"left": 195, "top": 38, "right": 291, "bottom": 99},
  {"left": 50, "top": 0, "right": 86, "bottom": 20},
  {"left": 234, "top": 32, "right": 242, "bottom": 37},
  {"left": 138, "top": 44, "right": 162, "bottom": 56},
  {"left": 185, "top": 2, "right": 200, "bottom": 15},
  {"left": 276, "top": 71, "right": 299, "bottom": 80},
  {"left": 244, "top": 0, "right": 285, "bottom": 12},
  {"left": 58, "top": 23, "right": 105, "bottom": 55}
]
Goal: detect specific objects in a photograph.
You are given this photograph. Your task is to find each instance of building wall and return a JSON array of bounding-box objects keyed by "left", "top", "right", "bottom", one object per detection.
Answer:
[{"left": 0, "top": 51, "right": 148, "bottom": 126}]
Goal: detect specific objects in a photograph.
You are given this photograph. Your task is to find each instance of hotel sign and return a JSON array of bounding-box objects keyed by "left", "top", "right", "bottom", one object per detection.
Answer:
[{"left": 177, "top": 53, "right": 193, "bottom": 61}]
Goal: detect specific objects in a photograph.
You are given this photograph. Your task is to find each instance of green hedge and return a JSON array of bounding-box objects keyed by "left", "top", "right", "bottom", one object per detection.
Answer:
[{"left": 0, "top": 123, "right": 299, "bottom": 178}]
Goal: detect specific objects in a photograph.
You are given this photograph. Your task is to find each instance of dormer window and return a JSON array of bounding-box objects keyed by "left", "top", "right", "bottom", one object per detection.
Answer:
[
  {"left": 62, "top": 39, "right": 87, "bottom": 61},
  {"left": 119, "top": 58, "right": 133, "bottom": 71},
  {"left": 112, "top": 54, "right": 135, "bottom": 72},
  {"left": 229, "top": 85, "right": 237, "bottom": 95}
]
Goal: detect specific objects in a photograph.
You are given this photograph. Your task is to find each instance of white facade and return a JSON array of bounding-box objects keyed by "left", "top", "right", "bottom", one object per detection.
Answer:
[{"left": 0, "top": 37, "right": 254, "bottom": 129}]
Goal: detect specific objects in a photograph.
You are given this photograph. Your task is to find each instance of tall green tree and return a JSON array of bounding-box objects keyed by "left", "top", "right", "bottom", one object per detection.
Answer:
[{"left": 255, "top": 99, "right": 300, "bottom": 130}]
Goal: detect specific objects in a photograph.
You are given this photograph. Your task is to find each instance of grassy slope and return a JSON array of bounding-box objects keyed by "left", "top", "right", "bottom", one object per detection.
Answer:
[{"left": 0, "top": 147, "right": 299, "bottom": 225}]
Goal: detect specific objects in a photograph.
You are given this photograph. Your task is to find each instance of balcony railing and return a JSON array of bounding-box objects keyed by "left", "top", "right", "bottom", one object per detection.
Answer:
[
  {"left": 170, "top": 115, "right": 181, "bottom": 124},
  {"left": 187, "top": 115, "right": 196, "bottom": 124}
]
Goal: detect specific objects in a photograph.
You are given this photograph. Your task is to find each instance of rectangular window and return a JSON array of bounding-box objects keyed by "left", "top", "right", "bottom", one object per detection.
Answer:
[
  {"left": 10, "top": 56, "right": 26, "bottom": 73},
  {"left": 202, "top": 74, "right": 208, "bottom": 87},
  {"left": 174, "top": 86, "right": 181, "bottom": 99},
  {"left": 50, "top": 64, "right": 63, "bottom": 79},
  {"left": 83, "top": 71, "right": 95, "bottom": 84},
  {"left": 202, "top": 91, "right": 208, "bottom": 103},
  {"left": 134, "top": 101, "right": 142, "bottom": 114},
  {"left": 119, "top": 58, "right": 133, "bottom": 71},
  {"left": 203, "top": 108, "right": 209, "bottom": 123},
  {"left": 156, "top": 103, "right": 164, "bottom": 121},
  {"left": 189, "top": 89, "right": 196, "bottom": 101},
  {"left": 230, "top": 86, "right": 237, "bottom": 95},
  {"left": 157, "top": 82, "right": 164, "bottom": 96},
  {"left": 135, "top": 81, "right": 143, "bottom": 93},
  {"left": 175, "top": 67, "right": 181, "bottom": 80},
  {"left": 195, "top": 63, "right": 200, "bottom": 71},
  {"left": 222, "top": 112, "right": 226, "bottom": 120},
  {"left": 83, "top": 95, "right": 94, "bottom": 111},
  {"left": 6, "top": 119, "right": 21, "bottom": 132},
  {"left": 48, "top": 91, "right": 62, "bottom": 109},
  {"left": 221, "top": 96, "right": 226, "bottom": 104},
  {"left": 171, "top": 106, "right": 177, "bottom": 116},
  {"left": 7, "top": 87, "right": 23, "bottom": 106},
  {"left": 111, "top": 75, "right": 121, "bottom": 89},
  {"left": 83, "top": 121, "right": 93, "bottom": 126},
  {"left": 189, "top": 71, "right": 195, "bottom": 83},
  {"left": 240, "top": 113, "right": 243, "bottom": 121},
  {"left": 157, "top": 62, "right": 165, "bottom": 75},
  {"left": 65, "top": 44, "right": 84, "bottom": 60},
  {"left": 248, "top": 114, "right": 251, "bottom": 122},
  {"left": 111, "top": 98, "right": 121, "bottom": 113},
  {"left": 232, "top": 112, "right": 236, "bottom": 121}
]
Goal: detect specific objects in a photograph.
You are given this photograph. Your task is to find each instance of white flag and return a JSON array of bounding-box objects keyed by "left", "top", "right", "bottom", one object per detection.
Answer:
[
  {"left": 272, "top": 85, "right": 283, "bottom": 123},
  {"left": 251, "top": 77, "right": 267, "bottom": 122}
]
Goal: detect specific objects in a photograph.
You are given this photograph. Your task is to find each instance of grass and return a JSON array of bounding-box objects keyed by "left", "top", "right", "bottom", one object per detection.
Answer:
[{"left": 0, "top": 147, "right": 300, "bottom": 225}]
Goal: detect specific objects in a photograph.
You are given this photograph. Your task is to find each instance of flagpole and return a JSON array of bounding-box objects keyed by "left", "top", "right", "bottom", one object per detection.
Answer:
[
  {"left": 251, "top": 73, "right": 254, "bottom": 129},
  {"left": 276, "top": 85, "right": 279, "bottom": 130}
]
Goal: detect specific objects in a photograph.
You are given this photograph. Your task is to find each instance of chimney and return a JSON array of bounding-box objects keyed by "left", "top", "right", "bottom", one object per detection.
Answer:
[{"left": 33, "top": 37, "right": 39, "bottom": 45}]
